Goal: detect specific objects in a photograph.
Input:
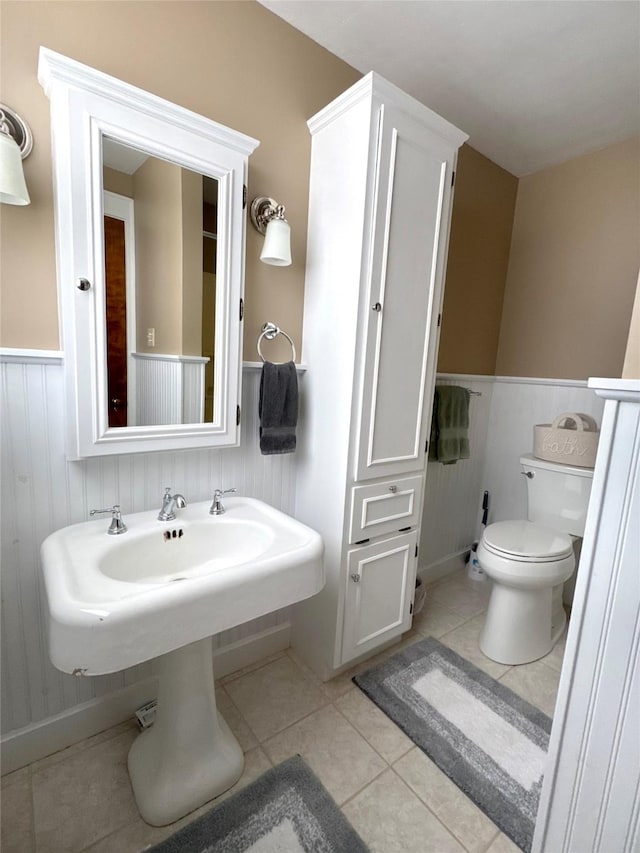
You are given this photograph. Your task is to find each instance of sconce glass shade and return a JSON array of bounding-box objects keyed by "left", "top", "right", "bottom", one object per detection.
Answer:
[
  {"left": 0, "top": 130, "right": 30, "bottom": 205},
  {"left": 260, "top": 217, "right": 292, "bottom": 266}
]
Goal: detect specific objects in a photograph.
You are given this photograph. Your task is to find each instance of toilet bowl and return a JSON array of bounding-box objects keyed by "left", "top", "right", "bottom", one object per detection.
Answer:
[
  {"left": 478, "top": 520, "right": 574, "bottom": 664},
  {"left": 477, "top": 454, "right": 593, "bottom": 666}
]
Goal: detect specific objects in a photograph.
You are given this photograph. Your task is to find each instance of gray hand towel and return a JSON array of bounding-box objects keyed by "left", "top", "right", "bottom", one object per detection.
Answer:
[{"left": 259, "top": 361, "right": 298, "bottom": 455}]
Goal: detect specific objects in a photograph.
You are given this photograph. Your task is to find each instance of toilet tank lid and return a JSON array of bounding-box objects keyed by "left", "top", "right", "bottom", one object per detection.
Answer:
[{"left": 520, "top": 453, "right": 594, "bottom": 478}]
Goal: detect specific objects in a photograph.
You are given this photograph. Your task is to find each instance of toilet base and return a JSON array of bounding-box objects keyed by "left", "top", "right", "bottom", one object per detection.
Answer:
[{"left": 480, "top": 583, "right": 563, "bottom": 665}]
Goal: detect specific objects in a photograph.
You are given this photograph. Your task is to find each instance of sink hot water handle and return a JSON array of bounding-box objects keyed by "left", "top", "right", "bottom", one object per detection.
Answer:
[
  {"left": 89, "top": 505, "right": 128, "bottom": 535},
  {"left": 209, "top": 488, "right": 237, "bottom": 516}
]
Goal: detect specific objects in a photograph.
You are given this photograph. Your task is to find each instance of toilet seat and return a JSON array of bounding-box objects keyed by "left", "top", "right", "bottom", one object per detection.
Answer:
[{"left": 482, "top": 520, "right": 573, "bottom": 563}]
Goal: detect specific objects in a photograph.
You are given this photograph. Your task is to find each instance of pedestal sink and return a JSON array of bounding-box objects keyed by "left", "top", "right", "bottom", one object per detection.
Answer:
[{"left": 40, "top": 497, "right": 324, "bottom": 825}]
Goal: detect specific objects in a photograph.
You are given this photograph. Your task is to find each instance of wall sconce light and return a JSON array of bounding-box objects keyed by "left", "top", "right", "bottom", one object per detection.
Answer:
[
  {"left": 0, "top": 104, "right": 32, "bottom": 206},
  {"left": 250, "top": 196, "right": 292, "bottom": 266}
]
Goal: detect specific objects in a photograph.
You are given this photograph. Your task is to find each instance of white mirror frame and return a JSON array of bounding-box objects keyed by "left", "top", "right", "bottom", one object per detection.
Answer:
[{"left": 38, "top": 48, "right": 259, "bottom": 458}]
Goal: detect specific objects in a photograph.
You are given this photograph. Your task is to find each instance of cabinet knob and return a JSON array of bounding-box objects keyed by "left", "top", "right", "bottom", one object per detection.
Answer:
[
  {"left": 350, "top": 573, "right": 360, "bottom": 583},
  {"left": 372, "top": 302, "right": 382, "bottom": 312},
  {"left": 388, "top": 485, "right": 398, "bottom": 493},
  {"left": 77, "top": 278, "right": 91, "bottom": 291}
]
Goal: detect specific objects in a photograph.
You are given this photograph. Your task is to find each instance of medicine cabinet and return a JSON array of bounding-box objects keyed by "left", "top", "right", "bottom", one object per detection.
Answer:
[{"left": 38, "top": 48, "right": 259, "bottom": 458}]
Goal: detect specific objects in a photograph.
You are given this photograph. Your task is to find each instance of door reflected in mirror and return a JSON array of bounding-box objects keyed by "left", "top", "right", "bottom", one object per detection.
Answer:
[{"left": 102, "top": 137, "right": 218, "bottom": 428}]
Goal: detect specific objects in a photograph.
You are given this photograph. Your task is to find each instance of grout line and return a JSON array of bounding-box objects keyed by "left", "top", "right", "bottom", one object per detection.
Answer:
[
  {"left": 258, "top": 698, "right": 333, "bottom": 748},
  {"left": 29, "top": 720, "right": 137, "bottom": 778},
  {"left": 218, "top": 685, "right": 264, "bottom": 746},
  {"left": 387, "top": 750, "right": 499, "bottom": 853},
  {"left": 219, "top": 650, "right": 287, "bottom": 684},
  {"left": 336, "top": 762, "right": 389, "bottom": 811},
  {"left": 479, "top": 828, "right": 502, "bottom": 853},
  {"left": 331, "top": 694, "right": 395, "bottom": 769},
  {"left": 389, "top": 765, "right": 470, "bottom": 851},
  {"left": 28, "top": 770, "right": 36, "bottom": 853}
]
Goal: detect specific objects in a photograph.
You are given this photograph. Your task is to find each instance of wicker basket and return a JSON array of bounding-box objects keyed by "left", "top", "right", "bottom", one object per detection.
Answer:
[{"left": 533, "top": 412, "right": 599, "bottom": 468}]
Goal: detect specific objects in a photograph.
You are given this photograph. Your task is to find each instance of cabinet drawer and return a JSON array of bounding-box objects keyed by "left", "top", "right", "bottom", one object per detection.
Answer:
[{"left": 349, "top": 475, "right": 423, "bottom": 543}]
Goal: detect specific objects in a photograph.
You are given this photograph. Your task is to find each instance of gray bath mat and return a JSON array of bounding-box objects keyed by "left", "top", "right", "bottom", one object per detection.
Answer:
[
  {"left": 354, "top": 637, "right": 551, "bottom": 852},
  {"left": 148, "top": 755, "right": 368, "bottom": 852}
]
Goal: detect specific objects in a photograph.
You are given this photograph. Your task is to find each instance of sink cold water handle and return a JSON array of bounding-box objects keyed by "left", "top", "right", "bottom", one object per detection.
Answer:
[
  {"left": 210, "top": 488, "right": 237, "bottom": 516},
  {"left": 90, "top": 505, "right": 128, "bottom": 535}
]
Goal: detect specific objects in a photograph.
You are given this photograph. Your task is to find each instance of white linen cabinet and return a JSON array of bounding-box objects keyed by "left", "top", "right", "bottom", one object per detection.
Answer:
[{"left": 292, "top": 73, "right": 467, "bottom": 680}]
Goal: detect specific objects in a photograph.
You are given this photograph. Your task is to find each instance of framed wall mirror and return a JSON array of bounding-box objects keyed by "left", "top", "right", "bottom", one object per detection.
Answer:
[{"left": 38, "top": 48, "right": 259, "bottom": 458}]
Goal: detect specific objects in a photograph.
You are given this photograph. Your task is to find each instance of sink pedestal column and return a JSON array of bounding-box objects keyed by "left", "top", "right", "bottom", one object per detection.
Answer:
[{"left": 128, "top": 638, "right": 244, "bottom": 826}]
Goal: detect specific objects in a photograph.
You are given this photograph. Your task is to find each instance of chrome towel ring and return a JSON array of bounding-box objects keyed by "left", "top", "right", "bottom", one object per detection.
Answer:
[{"left": 257, "top": 322, "right": 296, "bottom": 363}]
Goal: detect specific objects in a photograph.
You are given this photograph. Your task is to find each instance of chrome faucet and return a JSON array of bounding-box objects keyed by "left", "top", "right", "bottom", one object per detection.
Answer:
[
  {"left": 158, "top": 487, "right": 187, "bottom": 521},
  {"left": 209, "top": 488, "right": 236, "bottom": 516},
  {"left": 90, "top": 505, "right": 127, "bottom": 535}
]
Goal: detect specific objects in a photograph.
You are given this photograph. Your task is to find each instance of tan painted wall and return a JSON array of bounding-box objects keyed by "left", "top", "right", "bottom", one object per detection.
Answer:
[
  {"left": 133, "top": 157, "right": 183, "bottom": 354},
  {"left": 0, "top": 0, "right": 360, "bottom": 359},
  {"left": 496, "top": 136, "right": 640, "bottom": 379},
  {"left": 438, "top": 145, "right": 518, "bottom": 375},
  {"left": 622, "top": 272, "right": 640, "bottom": 379},
  {"left": 103, "top": 167, "right": 133, "bottom": 198}
]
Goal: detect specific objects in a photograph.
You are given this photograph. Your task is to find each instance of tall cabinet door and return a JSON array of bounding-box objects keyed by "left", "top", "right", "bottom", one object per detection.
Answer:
[
  {"left": 341, "top": 531, "right": 418, "bottom": 665},
  {"left": 355, "top": 105, "right": 456, "bottom": 482}
]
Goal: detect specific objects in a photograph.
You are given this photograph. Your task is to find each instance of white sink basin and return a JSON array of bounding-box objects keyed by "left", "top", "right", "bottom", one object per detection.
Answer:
[
  {"left": 41, "top": 497, "right": 324, "bottom": 675},
  {"left": 41, "top": 496, "right": 323, "bottom": 826}
]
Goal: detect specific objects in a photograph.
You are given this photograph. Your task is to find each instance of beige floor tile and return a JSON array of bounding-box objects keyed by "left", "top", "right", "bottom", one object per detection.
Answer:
[
  {"left": 485, "top": 830, "right": 522, "bottom": 853},
  {"left": 335, "top": 687, "right": 413, "bottom": 763},
  {"left": 430, "top": 573, "right": 492, "bottom": 619},
  {"left": 84, "top": 747, "right": 272, "bottom": 853},
  {"left": 1, "top": 769, "right": 34, "bottom": 853},
  {"left": 499, "top": 659, "right": 561, "bottom": 717},
  {"left": 413, "top": 596, "right": 472, "bottom": 639},
  {"left": 32, "top": 728, "right": 139, "bottom": 853},
  {"left": 315, "top": 641, "right": 404, "bottom": 702},
  {"left": 219, "top": 650, "right": 286, "bottom": 684},
  {"left": 30, "top": 719, "right": 138, "bottom": 775},
  {"left": 224, "top": 655, "right": 327, "bottom": 741},
  {"left": 440, "top": 615, "right": 512, "bottom": 679},
  {"left": 1, "top": 765, "right": 30, "bottom": 788},
  {"left": 542, "top": 625, "right": 568, "bottom": 673},
  {"left": 289, "top": 631, "right": 422, "bottom": 704},
  {"left": 286, "top": 646, "right": 368, "bottom": 703},
  {"left": 342, "top": 768, "right": 465, "bottom": 853},
  {"left": 263, "top": 704, "right": 386, "bottom": 806},
  {"left": 394, "top": 747, "right": 498, "bottom": 853},
  {"left": 215, "top": 686, "right": 258, "bottom": 752}
]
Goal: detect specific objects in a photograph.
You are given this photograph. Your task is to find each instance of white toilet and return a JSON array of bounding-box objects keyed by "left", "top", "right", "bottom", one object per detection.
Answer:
[{"left": 477, "top": 454, "right": 593, "bottom": 665}]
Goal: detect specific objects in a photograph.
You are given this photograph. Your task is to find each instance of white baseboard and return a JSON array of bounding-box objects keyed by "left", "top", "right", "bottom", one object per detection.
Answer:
[
  {"left": 1, "top": 623, "right": 290, "bottom": 775},
  {"left": 212, "top": 622, "right": 290, "bottom": 677},
  {"left": 419, "top": 549, "right": 469, "bottom": 585},
  {"left": 1, "top": 678, "right": 158, "bottom": 775}
]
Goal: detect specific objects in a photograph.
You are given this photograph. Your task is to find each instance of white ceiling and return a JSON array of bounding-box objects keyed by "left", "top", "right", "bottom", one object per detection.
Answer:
[{"left": 259, "top": 0, "right": 640, "bottom": 176}]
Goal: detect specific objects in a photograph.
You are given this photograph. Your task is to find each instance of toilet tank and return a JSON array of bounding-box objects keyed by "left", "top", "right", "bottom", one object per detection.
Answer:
[{"left": 520, "top": 454, "right": 594, "bottom": 536}]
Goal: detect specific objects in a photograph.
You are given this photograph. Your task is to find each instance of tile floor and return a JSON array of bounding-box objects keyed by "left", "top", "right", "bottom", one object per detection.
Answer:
[{"left": 1, "top": 569, "right": 567, "bottom": 853}]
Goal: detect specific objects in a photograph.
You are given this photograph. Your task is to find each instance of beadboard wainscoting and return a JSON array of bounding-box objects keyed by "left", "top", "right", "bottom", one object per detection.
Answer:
[
  {"left": 420, "top": 375, "right": 494, "bottom": 581},
  {"left": 419, "top": 375, "right": 606, "bottom": 584},
  {"left": 132, "top": 353, "right": 208, "bottom": 425},
  {"left": 0, "top": 354, "right": 300, "bottom": 771}
]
